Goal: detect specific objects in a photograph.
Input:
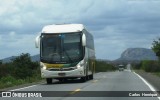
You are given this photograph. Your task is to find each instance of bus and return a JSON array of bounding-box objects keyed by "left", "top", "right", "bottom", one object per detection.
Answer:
[{"left": 35, "top": 24, "right": 95, "bottom": 84}]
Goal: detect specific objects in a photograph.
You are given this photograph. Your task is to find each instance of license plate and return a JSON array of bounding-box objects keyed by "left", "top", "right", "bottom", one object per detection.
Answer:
[{"left": 58, "top": 73, "right": 66, "bottom": 76}]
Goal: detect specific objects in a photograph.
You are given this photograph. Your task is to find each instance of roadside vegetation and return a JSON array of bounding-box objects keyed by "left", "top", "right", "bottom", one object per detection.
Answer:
[
  {"left": 133, "top": 38, "right": 160, "bottom": 77},
  {"left": 133, "top": 60, "right": 160, "bottom": 78},
  {"left": 0, "top": 53, "right": 116, "bottom": 89},
  {"left": 0, "top": 53, "right": 41, "bottom": 89},
  {"left": 95, "top": 60, "right": 116, "bottom": 72}
]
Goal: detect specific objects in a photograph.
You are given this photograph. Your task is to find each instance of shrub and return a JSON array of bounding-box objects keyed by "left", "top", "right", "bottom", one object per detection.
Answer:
[
  {"left": 0, "top": 75, "right": 16, "bottom": 83},
  {"left": 12, "top": 53, "right": 40, "bottom": 79},
  {"left": 142, "top": 60, "right": 160, "bottom": 72},
  {"left": 133, "top": 62, "right": 142, "bottom": 69},
  {"left": 0, "top": 53, "right": 41, "bottom": 89}
]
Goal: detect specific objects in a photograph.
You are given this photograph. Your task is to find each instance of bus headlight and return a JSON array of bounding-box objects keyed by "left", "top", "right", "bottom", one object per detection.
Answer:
[
  {"left": 40, "top": 62, "right": 47, "bottom": 70},
  {"left": 43, "top": 66, "right": 47, "bottom": 70},
  {"left": 77, "top": 60, "right": 84, "bottom": 68},
  {"left": 77, "top": 64, "right": 81, "bottom": 68},
  {"left": 80, "top": 60, "right": 84, "bottom": 66}
]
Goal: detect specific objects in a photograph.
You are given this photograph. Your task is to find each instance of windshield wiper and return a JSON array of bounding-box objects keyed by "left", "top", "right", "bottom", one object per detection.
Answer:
[{"left": 63, "top": 48, "right": 73, "bottom": 63}]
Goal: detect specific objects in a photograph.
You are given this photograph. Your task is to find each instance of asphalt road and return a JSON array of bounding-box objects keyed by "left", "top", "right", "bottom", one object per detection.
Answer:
[{"left": 0, "top": 68, "right": 160, "bottom": 100}]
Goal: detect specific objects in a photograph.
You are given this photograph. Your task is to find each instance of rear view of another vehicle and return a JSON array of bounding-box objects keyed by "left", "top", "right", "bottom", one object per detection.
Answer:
[{"left": 118, "top": 65, "right": 125, "bottom": 71}]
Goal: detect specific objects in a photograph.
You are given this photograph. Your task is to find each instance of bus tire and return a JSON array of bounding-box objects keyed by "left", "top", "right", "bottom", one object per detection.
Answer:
[
  {"left": 80, "top": 76, "right": 86, "bottom": 82},
  {"left": 89, "top": 74, "right": 93, "bottom": 80},
  {"left": 46, "top": 78, "right": 52, "bottom": 84}
]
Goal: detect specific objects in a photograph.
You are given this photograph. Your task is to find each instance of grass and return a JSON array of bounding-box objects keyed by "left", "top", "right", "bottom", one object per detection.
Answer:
[
  {"left": 134, "top": 69, "right": 160, "bottom": 78},
  {"left": 0, "top": 75, "right": 42, "bottom": 89},
  {"left": 153, "top": 72, "right": 160, "bottom": 77}
]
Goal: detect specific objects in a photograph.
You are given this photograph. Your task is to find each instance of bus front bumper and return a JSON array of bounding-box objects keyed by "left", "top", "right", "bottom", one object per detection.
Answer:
[{"left": 41, "top": 67, "right": 85, "bottom": 79}]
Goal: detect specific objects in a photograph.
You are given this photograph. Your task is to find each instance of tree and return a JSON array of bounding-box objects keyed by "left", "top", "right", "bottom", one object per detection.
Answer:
[
  {"left": 12, "top": 53, "right": 39, "bottom": 79},
  {"left": 0, "top": 60, "right": 2, "bottom": 65},
  {"left": 152, "top": 38, "right": 160, "bottom": 61}
]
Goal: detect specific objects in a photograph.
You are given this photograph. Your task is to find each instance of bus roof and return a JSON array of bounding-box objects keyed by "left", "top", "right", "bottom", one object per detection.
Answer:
[{"left": 42, "top": 24, "right": 85, "bottom": 33}]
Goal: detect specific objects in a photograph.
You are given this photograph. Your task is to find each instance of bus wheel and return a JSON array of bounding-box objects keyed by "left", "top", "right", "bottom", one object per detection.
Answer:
[
  {"left": 89, "top": 74, "right": 93, "bottom": 80},
  {"left": 46, "top": 78, "right": 52, "bottom": 84},
  {"left": 80, "top": 76, "right": 86, "bottom": 82}
]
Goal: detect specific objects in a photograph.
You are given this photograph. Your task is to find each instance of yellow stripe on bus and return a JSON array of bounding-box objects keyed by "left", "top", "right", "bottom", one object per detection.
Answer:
[{"left": 43, "top": 63, "right": 63, "bottom": 68}]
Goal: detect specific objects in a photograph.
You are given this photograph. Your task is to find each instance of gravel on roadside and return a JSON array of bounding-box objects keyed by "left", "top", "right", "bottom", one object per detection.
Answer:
[{"left": 135, "top": 70, "right": 160, "bottom": 91}]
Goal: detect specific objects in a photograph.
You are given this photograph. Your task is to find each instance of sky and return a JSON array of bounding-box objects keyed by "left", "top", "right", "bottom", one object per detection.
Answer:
[{"left": 0, "top": 0, "right": 160, "bottom": 60}]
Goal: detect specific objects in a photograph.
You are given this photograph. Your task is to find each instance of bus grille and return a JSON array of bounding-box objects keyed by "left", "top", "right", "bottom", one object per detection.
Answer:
[{"left": 48, "top": 67, "right": 76, "bottom": 71}]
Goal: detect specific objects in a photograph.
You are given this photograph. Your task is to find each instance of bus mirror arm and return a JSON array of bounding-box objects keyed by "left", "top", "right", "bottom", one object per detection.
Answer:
[
  {"left": 35, "top": 35, "right": 40, "bottom": 48},
  {"left": 82, "top": 34, "right": 86, "bottom": 46}
]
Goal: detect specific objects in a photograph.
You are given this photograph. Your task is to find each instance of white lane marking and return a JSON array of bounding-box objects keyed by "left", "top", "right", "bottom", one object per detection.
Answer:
[
  {"left": 134, "top": 72, "right": 160, "bottom": 100},
  {"left": 10, "top": 85, "right": 37, "bottom": 91},
  {"left": 0, "top": 84, "right": 38, "bottom": 96}
]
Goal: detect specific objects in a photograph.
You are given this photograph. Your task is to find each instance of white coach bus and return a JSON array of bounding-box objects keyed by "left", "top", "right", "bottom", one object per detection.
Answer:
[{"left": 35, "top": 24, "right": 95, "bottom": 84}]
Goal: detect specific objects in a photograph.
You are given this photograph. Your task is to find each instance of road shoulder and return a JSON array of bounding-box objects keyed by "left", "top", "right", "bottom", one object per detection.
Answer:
[{"left": 134, "top": 70, "right": 160, "bottom": 91}]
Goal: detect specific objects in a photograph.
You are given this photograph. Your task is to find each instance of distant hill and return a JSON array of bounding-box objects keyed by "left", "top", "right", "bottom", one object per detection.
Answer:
[
  {"left": 111, "top": 48, "right": 158, "bottom": 65},
  {"left": 1, "top": 54, "right": 40, "bottom": 63},
  {"left": 1, "top": 56, "right": 17, "bottom": 63},
  {"left": 116, "top": 48, "right": 158, "bottom": 61},
  {"left": 1, "top": 48, "right": 158, "bottom": 64}
]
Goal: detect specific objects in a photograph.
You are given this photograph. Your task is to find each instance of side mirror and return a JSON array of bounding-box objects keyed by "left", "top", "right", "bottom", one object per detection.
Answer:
[
  {"left": 82, "top": 34, "right": 86, "bottom": 46},
  {"left": 35, "top": 35, "right": 40, "bottom": 48}
]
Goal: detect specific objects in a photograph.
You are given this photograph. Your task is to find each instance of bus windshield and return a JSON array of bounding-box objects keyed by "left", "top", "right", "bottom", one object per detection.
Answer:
[{"left": 41, "top": 32, "right": 83, "bottom": 63}]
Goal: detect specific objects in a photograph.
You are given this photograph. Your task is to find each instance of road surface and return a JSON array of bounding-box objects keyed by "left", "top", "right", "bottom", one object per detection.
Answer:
[{"left": 0, "top": 69, "right": 159, "bottom": 100}]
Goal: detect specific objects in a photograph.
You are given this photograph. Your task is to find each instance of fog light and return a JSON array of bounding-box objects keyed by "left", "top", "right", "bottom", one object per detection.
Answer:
[{"left": 80, "top": 71, "right": 83, "bottom": 74}]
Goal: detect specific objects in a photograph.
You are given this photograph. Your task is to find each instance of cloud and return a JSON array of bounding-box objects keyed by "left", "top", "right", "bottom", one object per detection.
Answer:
[
  {"left": 0, "top": 0, "right": 160, "bottom": 60},
  {"left": 0, "top": 32, "right": 38, "bottom": 58}
]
